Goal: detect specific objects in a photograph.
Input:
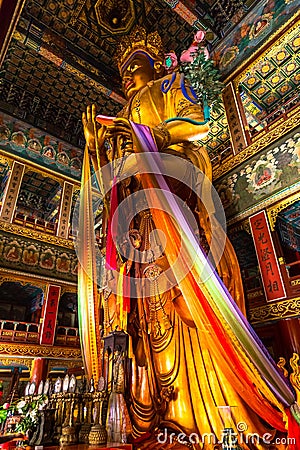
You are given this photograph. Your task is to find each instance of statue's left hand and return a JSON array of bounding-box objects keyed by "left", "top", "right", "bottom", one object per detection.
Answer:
[{"left": 106, "top": 117, "right": 132, "bottom": 141}]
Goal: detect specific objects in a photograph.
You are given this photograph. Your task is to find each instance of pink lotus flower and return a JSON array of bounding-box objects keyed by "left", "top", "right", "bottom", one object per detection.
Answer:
[
  {"left": 163, "top": 52, "right": 178, "bottom": 72},
  {"left": 180, "top": 45, "right": 198, "bottom": 63},
  {"left": 180, "top": 44, "right": 210, "bottom": 63},
  {"left": 180, "top": 30, "right": 209, "bottom": 63},
  {"left": 194, "top": 30, "right": 206, "bottom": 43}
]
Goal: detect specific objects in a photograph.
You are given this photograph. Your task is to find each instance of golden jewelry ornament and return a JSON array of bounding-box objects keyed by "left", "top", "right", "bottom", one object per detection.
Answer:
[
  {"left": 143, "top": 263, "right": 162, "bottom": 281},
  {"left": 154, "top": 122, "right": 172, "bottom": 149}
]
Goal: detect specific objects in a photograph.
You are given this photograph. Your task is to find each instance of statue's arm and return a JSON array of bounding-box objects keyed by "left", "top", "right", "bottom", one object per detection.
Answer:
[{"left": 153, "top": 81, "right": 210, "bottom": 149}]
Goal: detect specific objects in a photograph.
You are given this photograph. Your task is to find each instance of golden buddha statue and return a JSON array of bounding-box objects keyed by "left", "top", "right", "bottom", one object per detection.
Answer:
[{"left": 82, "top": 26, "right": 297, "bottom": 449}]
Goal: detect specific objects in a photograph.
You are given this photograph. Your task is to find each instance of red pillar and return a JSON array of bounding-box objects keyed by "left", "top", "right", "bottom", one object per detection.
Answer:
[
  {"left": 30, "top": 358, "right": 48, "bottom": 391},
  {"left": 278, "top": 318, "right": 300, "bottom": 361}
]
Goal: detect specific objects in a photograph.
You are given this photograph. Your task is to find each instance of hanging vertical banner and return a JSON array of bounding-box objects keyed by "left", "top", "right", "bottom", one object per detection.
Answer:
[
  {"left": 40, "top": 284, "right": 61, "bottom": 345},
  {"left": 222, "top": 82, "right": 248, "bottom": 154},
  {"left": 249, "top": 210, "right": 286, "bottom": 302},
  {"left": 56, "top": 181, "right": 73, "bottom": 239},
  {"left": 0, "top": 161, "right": 25, "bottom": 222},
  {"left": 77, "top": 147, "right": 101, "bottom": 382}
]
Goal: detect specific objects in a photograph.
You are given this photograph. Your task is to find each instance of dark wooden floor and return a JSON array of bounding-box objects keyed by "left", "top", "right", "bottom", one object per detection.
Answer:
[
  {"left": 45, "top": 446, "right": 132, "bottom": 450},
  {"left": 44, "top": 442, "right": 189, "bottom": 450}
]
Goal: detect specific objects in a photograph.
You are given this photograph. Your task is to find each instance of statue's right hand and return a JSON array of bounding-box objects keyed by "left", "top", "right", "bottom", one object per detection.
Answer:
[{"left": 82, "top": 104, "right": 106, "bottom": 155}]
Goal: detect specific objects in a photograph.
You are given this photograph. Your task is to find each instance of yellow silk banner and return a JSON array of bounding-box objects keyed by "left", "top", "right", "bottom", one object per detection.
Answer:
[{"left": 77, "top": 146, "right": 101, "bottom": 381}]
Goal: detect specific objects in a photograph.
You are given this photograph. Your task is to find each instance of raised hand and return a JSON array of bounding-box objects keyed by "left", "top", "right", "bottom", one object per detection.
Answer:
[{"left": 82, "top": 104, "right": 107, "bottom": 154}]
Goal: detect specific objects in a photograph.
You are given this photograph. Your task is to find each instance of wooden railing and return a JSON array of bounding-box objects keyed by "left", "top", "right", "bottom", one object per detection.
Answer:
[
  {"left": 11, "top": 211, "right": 78, "bottom": 240},
  {"left": 13, "top": 212, "right": 57, "bottom": 235},
  {"left": 0, "top": 320, "right": 80, "bottom": 347},
  {"left": 55, "top": 326, "right": 80, "bottom": 347},
  {"left": 0, "top": 320, "right": 39, "bottom": 343}
]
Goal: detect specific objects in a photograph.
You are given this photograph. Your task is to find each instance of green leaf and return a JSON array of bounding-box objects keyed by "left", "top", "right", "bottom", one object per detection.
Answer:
[{"left": 180, "top": 48, "right": 224, "bottom": 110}]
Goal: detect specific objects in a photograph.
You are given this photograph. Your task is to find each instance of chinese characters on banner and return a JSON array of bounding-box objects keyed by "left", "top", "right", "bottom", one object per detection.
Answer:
[
  {"left": 222, "top": 82, "right": 248, "bottom": 154},
  {"left": 0, "top": 161, "right": 25, "bottom": 222},
  {"left": 40, "top": 284, "right": 61, "bottom": 345},
  {"left": 57, "top": 181, "right": 73, "bottom": 239},
  {"left": 249, "top": 211, "right": 286, "bottom": 302}
]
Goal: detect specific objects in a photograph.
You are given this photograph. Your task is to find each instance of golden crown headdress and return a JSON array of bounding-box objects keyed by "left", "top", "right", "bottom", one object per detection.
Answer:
[{"left": 116, "top": 26, "right": 164, "bottom": 72}]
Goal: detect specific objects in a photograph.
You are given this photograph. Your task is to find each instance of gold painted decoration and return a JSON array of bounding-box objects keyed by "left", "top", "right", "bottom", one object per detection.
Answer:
[
  {"left": 276, "top": 354, "right": 300, "bottom": 406},
  {"left": 248, "top": 297, "right": 300, "bottom": 324},
  {"left": 246, "top": 76, "right": 258, "bottom": 86},
  {"left": 261, "top": 64, "right": 272, "bottom": 74},
  {"left": 3, "top": 239, "right": 22, "bottom": 263},
  {"left": 0, "top": 272, "right": 45, "bottom": 291},
  {"left": 256, "top": 86, "right": 267, "bottom": 96},
  {"left": 215, "top": 126, "right": 300, "bottom": 227},
  {"left": 277, "top": 357, "right": 289, "bottom": 378},
  {"left": 0, "top": 358, "right": 32, "bottom": 369},
  {"left": 0, "top": 147, "right": 81, "bottom": 187},
  {"left": 0, "top": 342, "right": 81, "bottom": 359},
  {"left": 48, "top": 359, "right": 82, "bottom": 371},
  {"left": 0, "top": 230, "right": 77, "bottom": 282},
  {"left": 0, "top": 267, "right": 76, "bottom": 290},
  {"left": 0, "top": 0, "right": 26, "bottom": 67},
  {"left": 22, "top": 244, "right": 39, "bottom": 267},
  {"left": 213, "top": 111, "right": 300, "bottom": 179},
  {"left": 276, "top": 50, "right": 288, "bottom": 63},
  {"left": 290, "top": 353, "right": 300, "bottom": 404}
]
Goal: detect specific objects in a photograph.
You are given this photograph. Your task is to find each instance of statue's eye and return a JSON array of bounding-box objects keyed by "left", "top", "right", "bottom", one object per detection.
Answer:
[{"left": 129, "top": 63, "right": 142, "bottom": 73}]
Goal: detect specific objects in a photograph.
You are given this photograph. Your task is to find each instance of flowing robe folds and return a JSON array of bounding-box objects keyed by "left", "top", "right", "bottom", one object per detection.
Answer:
[{"left": 86, "top": 73, "right": 297, "bottom": 448}]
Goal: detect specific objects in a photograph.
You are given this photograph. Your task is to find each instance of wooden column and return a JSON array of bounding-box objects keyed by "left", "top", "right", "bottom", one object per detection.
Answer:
[
  {"left": 56, "top": 181, "right": 74, "bottom": 239},
  {"left": 30, "top": 358, "right": 49, "bottom": 391},
  {"left": 222, "top": 82, "right": 250, "bottom": 154},
  {"left": 278, "top": 318, "right": 300, "bottom": 361},
  {"left": 0, "top": 161, "right": 25, "bottom": 222}
]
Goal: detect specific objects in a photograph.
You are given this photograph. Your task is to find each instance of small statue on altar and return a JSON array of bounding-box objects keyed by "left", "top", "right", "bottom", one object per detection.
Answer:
[
  {"left": 106, "top": 348, "right": 131, "bottom": 444},
  {"left": 89, "top": 377, "right": 95, "bottom": 393}
]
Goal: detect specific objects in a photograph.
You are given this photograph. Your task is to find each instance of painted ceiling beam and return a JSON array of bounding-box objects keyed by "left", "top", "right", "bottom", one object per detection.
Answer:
[{"left": 162, "top": 0, "right": 209, "bottom": 30}]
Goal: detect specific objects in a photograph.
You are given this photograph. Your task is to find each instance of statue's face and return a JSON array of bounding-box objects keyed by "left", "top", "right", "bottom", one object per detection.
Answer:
[{"left": 121, "top": 53, "right": 154, "bottom": 99}]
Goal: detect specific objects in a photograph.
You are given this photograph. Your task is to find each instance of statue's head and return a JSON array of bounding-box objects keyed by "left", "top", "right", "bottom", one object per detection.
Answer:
[{"left": 116, "top": 27, "right": 165, "bottom": 99}]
